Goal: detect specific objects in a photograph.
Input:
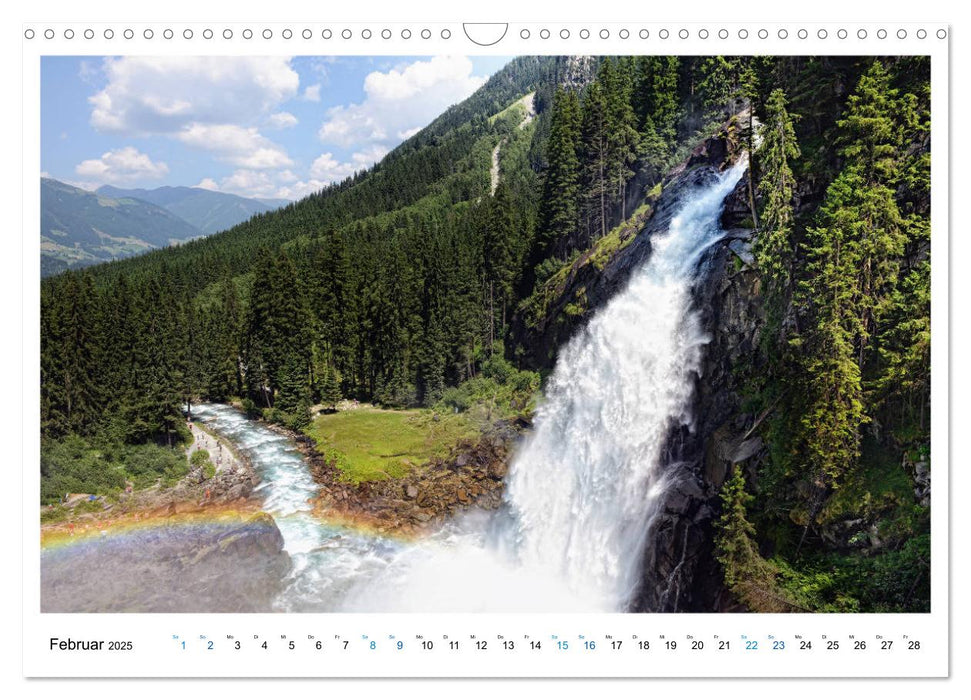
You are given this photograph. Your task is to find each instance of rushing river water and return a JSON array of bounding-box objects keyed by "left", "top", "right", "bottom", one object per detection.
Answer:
[
  {"left": 43, "top": 159, "right": 746, "bottom": 614},
  {"left": 189, "top": 403, "right": 402, "bottom": 612}
]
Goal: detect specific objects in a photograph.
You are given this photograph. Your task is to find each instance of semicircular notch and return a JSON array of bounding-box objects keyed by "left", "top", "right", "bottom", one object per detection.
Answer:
[{"left": 463, "top": 23, "right": 509, "bottom": 46}]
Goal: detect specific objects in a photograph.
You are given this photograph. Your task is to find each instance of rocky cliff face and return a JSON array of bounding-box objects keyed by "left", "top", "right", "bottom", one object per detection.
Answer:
[{"left": 635, "top": 196, "right": 765, "bottom": 612}]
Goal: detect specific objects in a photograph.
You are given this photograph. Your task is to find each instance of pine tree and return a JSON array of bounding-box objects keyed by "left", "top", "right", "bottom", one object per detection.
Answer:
[
  {"left": 714, "top": 468, "right": 782, "bottom": 610},
  {"left": 755, "top": 88, "right": 801, "bottom": 316},
  {"left": 788, "top": 61, "right": 910, "bottom": 504},
  {"left": 537, "top": 88, "right": 581, "bottom": 257},
  {"left": 602, "top": 58, "right": 640, "bottom": 220},
  {"left": 318, "top": 363, "right": 342, "bottom": 412},
  {"left": 698, "top": 56, "right": 742, "bottom": 118},
  {"left": 580, "top": 80, "right": 610, "bottom": 243},
  {"left": 483, "top": 182, "right": 518, "bottom": 351},
  {"left": 60, "top": 273, "right": 102, "bottom": 435},
  {"left": 836, "top": 61, "right": 909, "bottom": 365},
  {"left": 634, "top": 56, "right": 680, "bottom": 148}
]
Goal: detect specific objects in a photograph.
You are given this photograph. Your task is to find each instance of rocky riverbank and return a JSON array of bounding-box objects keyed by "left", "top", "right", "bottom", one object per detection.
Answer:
[{"left": 271, "top": 419, "right": 525, "bottom": 535}]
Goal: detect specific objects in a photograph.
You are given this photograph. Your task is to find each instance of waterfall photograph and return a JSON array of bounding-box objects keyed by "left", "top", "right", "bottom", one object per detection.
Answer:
[{"left": 38, "top": 54, "right": 931, "bottom": 614}]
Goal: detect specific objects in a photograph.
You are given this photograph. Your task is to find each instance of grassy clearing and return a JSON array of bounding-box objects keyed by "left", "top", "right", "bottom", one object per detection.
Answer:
[{"left": 306, "top": 407, "right": 478, "bottom": 483}]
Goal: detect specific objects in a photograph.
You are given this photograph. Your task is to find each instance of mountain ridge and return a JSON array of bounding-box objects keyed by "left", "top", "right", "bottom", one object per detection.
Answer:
[
  {"left": 95, "top": 184, "right": 287, "bottom": 235},
  {"left": 41, "top": 177, "right": 203, "bottom": 276}
]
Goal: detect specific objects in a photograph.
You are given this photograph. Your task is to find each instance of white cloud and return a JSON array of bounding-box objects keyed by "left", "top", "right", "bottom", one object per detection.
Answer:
[
  {"left": 204, "top": 169, "right": 302, "bottom": 200},
  {"left": 276, "top": 180, "right": 327, "bottom": 200},
  {"left": 318, "top": 56, "right": 485, "bottom": 151},
  {"left": 302, "top": 84, "right": 321, "bottom": 102},
  {"left": 175, "top": 123, "right": 292, "bottom": 169},
  {"left": 218, "top": 170, "right": 280, "bottom": 198},
  {"left": 86, "top": 57, "right": 298, "bottom": 178},
  {"left": 267, "top": 111, "right": 298, "bottom": 129},
  {"left": 309, "top": 145, "right": 390, "bottom": 183},
  {"left": 90, "top": 56, "right": 300, "bottom": 135},
  {"left": 75, "top": 146, "right": 169, "bottom": 186}
]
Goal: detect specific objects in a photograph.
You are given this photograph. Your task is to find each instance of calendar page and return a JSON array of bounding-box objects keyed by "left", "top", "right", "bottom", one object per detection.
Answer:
[{"left": 20, "top": 12, "right": 949, "bottom": 681}]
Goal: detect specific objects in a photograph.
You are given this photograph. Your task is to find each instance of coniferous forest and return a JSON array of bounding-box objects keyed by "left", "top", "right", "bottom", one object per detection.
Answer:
[{"left": 40, "top": 55, "right": 931, "bottom": 612}]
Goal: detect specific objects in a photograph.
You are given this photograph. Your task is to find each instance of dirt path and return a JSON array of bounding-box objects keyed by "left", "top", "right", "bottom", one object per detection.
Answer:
[
  {"left": 187, "top": 419, "right": 241, "bottom": 474},
  {"left": 490, "top": 92, "right": 537, "bottom": 196}
]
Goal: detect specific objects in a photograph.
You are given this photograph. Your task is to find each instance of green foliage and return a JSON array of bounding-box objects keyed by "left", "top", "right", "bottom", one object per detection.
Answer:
[
  {"left": 123, "top": 444, "right": 191, "bottom": 489},
  {"left": 435, "top": 355, "right": 540, "bottom": 421},
  {"left": 536, "top": 88, "right": 582, "bottom": 258},
  {"left": 783, "top": 61, "right": 920, "bottom": 503},
  {"left": 771, "top": 535, "right": 930, "bottom": 612},
  {"left": 40, "top": 436, "right": 190, "bottom": 503},
  {"left": 40, "top": 436, "right": 126, "bottom": 504},
  {"left": 190, "top": 448, "right": 217, "bottom": 480}
]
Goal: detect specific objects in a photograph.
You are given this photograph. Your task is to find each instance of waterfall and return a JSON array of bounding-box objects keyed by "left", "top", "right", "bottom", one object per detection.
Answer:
[
  {"left": 501, "top": 158, "right": 747, "bottom": 609},
  {"left": 340, "top": 158, "right": 748, "bottom": 612}
]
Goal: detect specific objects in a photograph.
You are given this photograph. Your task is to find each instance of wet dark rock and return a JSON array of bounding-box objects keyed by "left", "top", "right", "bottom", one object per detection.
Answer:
[
  {"left": 633, "top": 194, "right": 765, "bottom": 612},
  {"left": 720, "top": 176, "right": 755, "bottom": 229}
]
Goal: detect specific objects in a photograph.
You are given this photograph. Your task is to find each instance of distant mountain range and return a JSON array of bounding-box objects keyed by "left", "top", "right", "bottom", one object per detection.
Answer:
[
  {"left": 96, "top": 185, "right": 288, "bottom": 235},
  {"left": 40, "top": 179, "right": 287, "bottom": 276}
]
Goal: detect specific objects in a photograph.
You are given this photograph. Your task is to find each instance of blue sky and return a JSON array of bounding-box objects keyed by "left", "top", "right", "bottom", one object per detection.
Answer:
[{"left": 42, "top": 55, "right": 511, "bottom": 201}]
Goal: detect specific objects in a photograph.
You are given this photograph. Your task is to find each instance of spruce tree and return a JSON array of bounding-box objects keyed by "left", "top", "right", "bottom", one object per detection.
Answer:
[
  {"left": 580, "top": 80, "right": 610, "bottom": 243},
  {"left": 537, "top": 88, "right": 581, "bottom": 257},
  {"left": 715, "top": 468, "right": 775, "bottom": 604},
  {"left": 319, "top": 363, "right": 342, "bottom": 412},
  {"left": 755, "top": 88, "right": 800, "bottom": 316},
  {"left": 602, "top": 58, "right": 640, "bottom": 220}
]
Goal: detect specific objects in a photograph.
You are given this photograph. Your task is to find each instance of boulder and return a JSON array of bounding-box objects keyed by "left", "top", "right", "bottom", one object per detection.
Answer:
[{"left": 41, "top": 513, "right": 291, "bottom": 613}]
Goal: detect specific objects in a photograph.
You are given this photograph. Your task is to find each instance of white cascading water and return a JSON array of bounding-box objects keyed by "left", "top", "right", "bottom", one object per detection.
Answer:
[
  {"left": 191, "top": 158, "right": 748, "bottom": 614},
  {"left": 502, "top": 158, "right": 748, "bottom": 609}
]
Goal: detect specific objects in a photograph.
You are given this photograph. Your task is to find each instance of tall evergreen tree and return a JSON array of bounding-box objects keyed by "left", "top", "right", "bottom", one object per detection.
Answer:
[
  {"left": 580, "top": 80, "right": 610, "bottom": 243},
  {"left": 602, "top": 58, "right": 640, "bottom": 219},
  {"left": 537, "top": 88, "right": 581, "bottom": 257},
  {"left": 755, "top": 88, "right": 801, "bottom": 318},
  {"left": 787, "top": 62, "right": 908, "bottom": 510}
]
